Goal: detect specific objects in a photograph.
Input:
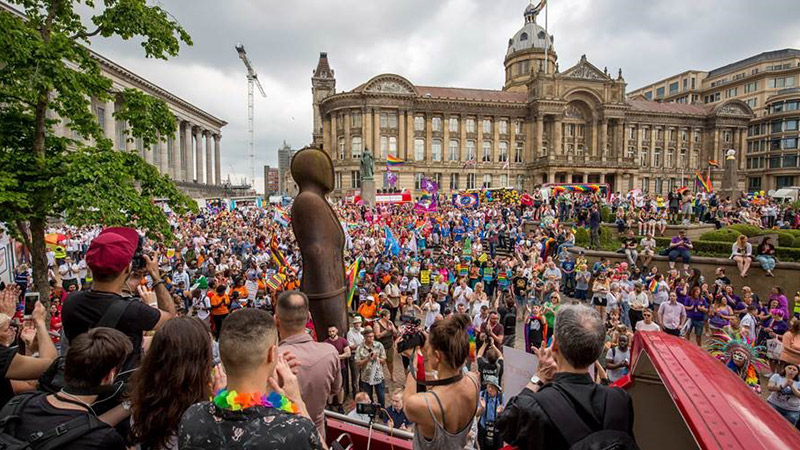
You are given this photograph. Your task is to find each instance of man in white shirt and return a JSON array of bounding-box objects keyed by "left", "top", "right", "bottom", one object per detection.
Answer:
[
  {"left": 740, "top": 305, "right": 758, "bottom": 343},
  {"left": 346, "top": 317, "right": 365, "bottom": 396},
  {"left": 473, "top": 305, "right": 489, "bottom": 329},
  {"left": 58, "top": 257, "right": 80, "bottom": 291},
  {"left": 453, "top": 278, "right": 473, "bottom": 309},
  {"left": 658, "top": 292, "right": 687, "bottom": 336}
]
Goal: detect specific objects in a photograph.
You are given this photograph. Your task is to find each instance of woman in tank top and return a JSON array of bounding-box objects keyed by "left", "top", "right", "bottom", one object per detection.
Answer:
[{"left": 403, "top": 313, "right": 480, "bottom": 450}]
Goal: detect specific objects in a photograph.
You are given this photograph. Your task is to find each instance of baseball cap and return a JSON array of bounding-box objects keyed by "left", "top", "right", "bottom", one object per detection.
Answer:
[{"left": 85, "top": 227, "right": 139, "bottom": 275}]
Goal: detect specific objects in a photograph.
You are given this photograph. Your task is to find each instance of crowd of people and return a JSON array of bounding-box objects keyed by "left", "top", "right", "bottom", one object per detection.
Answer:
[{"left": 0, "top": 184, "right": 798, "bottom": 449}]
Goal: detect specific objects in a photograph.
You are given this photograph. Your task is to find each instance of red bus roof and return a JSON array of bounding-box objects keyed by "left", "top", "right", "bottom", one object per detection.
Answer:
[{"left": 624, "top": 332, "right": 800, "bottom": 449}]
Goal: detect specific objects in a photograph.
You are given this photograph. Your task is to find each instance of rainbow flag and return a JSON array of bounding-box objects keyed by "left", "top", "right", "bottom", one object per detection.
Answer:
[
  {"left": 648, "top": 279, "right": 658, "bottom": 294},
  {"left": 266, "top": 273, "right": 286, "bottom": 291},
  {"left": 695, "top": 171, "right": 712, "bottom": 193},
  {"left": 345, "top": 257, "right": 362, "bottom": 308},
  {"left": 274, "top": 206, "right": 290, "bottom": 227},
  {"left": 386, "top": 155, "right": 405, "bottom": 167}
]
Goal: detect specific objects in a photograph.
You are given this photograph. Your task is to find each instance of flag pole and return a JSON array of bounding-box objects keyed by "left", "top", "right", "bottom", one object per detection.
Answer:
[{"left": 544, "top": 0, "right": 549, "bottom": 75}]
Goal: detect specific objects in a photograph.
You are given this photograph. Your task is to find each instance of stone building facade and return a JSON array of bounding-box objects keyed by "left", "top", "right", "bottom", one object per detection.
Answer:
[
  {"left": 630, "top": 49, "right": 800, "bottom": 192},
  {"left": 312, "top": 4, "right": 753, "bottom": 197}
]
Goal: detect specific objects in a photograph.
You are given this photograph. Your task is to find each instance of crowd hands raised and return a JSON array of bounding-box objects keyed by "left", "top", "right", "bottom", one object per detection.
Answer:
[{"left": 0, "top": 184, "right": 798, "bottom": 449}]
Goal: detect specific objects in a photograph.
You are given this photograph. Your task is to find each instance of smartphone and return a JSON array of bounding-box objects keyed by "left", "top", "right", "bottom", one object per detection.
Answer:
[{"left": 24, "top": 292, "right": 40, "bottom": 319}]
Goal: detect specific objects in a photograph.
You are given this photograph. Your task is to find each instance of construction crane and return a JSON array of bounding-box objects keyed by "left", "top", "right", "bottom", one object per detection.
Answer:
[{"left": 235, "top": 43, "right": 266, "bottom": 185}]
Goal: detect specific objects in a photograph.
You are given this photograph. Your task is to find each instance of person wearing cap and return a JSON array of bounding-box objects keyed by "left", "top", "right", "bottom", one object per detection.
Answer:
[
  {"left": 477, "top": 375, "right": 505, "bottom": 450},
  {"left": 62, "top": 227, "right": 176, "bottom": 373},
  {"left": 347, "top": 316, "right": 365, "bottom": 395}
]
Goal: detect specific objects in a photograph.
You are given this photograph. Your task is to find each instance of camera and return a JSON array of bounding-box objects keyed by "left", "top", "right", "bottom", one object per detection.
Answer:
[
  {"left": 131, "top": 235, "right": 146, "bottom": 271},
  {"left": 399, "top": 315, "right": 421, "bottom": 327},
  {"left": 356, "top": 402, "right": 380, "bottom": 417}
]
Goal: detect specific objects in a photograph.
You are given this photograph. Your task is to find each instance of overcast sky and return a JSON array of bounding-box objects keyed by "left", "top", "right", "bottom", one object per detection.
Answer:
[{"left": 84, "top": 0, "right": 800, "bottom": 194}]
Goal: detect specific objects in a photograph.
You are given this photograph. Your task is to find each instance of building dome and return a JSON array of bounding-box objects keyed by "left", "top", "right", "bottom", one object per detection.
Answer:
[{"left": 506, "top": 21, "right": 553, "bottom": 56}]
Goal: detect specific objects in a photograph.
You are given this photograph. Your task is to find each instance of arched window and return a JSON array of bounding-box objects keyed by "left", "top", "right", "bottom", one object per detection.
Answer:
[
  {"left": 538, "top": 31, "right": 546, "bottom": 40},
  {"left": 520, "top": 32, "right": 528, "bottom": 41}
]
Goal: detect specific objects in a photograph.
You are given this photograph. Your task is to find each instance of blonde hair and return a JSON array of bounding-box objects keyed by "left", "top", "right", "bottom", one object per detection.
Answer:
[{"left": 736, "top": 235, "right": 747, "bottom": 246}]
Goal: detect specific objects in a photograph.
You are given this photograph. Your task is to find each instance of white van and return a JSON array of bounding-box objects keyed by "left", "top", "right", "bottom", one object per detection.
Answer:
[{"left": 770, "top": 187, "right": 800, "bottom": 203}]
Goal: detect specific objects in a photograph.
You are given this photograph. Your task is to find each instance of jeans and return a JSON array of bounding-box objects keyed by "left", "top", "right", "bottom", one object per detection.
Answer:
[
  {"left": 755, "top": 255, "right": 777, "bottom": 272},
  {"left": 625, "top": 249, "right": 638, "bottom": 266},
  {"left": 562, "top": 274, "right": 575, "bottom": 293},
  {"left": 361, "top": 380, "right": 386, "bottom": 407},
  {"left": 668, "top": 249, "right": 691, "bottom": 264},
  {"left": 621, "top": 302, "right": 631, "bottom": 327},
  {"left": 770, "top": 402, "right": 800, "bottom": 426},
  {"left": 348, "top": 357, "right": 359, "bottom": 396}
]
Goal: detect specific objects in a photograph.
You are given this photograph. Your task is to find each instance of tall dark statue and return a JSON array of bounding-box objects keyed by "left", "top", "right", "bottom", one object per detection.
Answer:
[{"left": 290, "top": 147, "right": 347, "bottom": 337}]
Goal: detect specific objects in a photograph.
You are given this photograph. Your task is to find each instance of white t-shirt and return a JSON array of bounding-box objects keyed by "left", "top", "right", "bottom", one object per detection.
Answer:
[
  {"left": 453, "top": 285, "right": 473, "bottom": 307},
  {"left": 767, "top": 374, "right": 800, "bottom": 411},
  {"left": 636, "top": 321, "right": 661, "bottom": 332},
  {"left": 606, "top": 346, "right": 631, "bottom": 382}
]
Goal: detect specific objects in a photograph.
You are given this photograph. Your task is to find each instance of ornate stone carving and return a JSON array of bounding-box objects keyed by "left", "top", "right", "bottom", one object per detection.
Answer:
[
  {"left": 719, "top": 103, "right": 748, "bottom": 116},
  {"left": 562, "top": 59, "right": 607, "bottom": 81},
  {"left": 564, "top": 104, "right": 586, "bottom": 119},
  {"left": 365, "top": 79, "right": 414, "bottom": 95}
]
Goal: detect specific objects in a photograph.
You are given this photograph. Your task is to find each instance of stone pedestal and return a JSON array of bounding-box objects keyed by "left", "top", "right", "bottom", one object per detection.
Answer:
[
  {"left": 721, "top": 154, "right": 738, "bottom": 201},
  {"left": 361, "top": 179, "right": 376, "bottom": 206}
]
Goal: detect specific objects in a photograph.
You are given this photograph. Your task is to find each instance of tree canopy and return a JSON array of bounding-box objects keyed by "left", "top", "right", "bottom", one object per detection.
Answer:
[{"left": 0, "top": 0, "right": 198, "bottom": 295}]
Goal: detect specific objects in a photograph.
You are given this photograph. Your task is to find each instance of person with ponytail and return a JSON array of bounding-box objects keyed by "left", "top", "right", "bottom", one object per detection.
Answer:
[{"left": 403, "top": 313, "right": 480, "bottom": 450}]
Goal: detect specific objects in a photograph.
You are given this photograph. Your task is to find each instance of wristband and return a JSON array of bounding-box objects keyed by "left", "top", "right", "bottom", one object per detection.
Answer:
[{"left": 152, "top": 279, "right": 165, "bottom": 288}]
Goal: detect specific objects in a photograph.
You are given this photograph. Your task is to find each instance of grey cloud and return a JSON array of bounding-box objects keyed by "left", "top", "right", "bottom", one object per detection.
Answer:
[{"left": 80, "top": 0, "right": 798, "bottom": 192}]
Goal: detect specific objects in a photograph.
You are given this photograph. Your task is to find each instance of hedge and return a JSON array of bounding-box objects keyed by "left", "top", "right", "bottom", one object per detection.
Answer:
[
  {"left": 726, "top": 224, "right": 764, "bottom": 237},
  {"left": 699, "top": 228, "right": 742, "bottom": 243},
  {"left": 614, "top": 235, "right": 800, "bottom": 263},
  {"left": 776, "top": 231, "right": 797, "bottom": 248},
  {"left": 791, "top": 239, "right": 800, "bottom": 249}
]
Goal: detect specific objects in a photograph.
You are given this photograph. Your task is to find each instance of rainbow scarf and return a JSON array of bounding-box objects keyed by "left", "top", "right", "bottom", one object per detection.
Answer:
[
  {"left": 387, "top": 155, "right": 405, "bottom": 167},
  {"left": 213, "top": 389, "right": 299, "bottom": 414}
]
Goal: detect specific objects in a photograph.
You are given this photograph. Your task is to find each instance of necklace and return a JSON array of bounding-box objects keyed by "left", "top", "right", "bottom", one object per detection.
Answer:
[{"left": 213, "top": 389, "right": 299, "bottom": 414}]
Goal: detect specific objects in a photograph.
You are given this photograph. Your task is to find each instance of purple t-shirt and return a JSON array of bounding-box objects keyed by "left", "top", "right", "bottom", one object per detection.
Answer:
[
  {"left": 684, "top": 297, "right": 708, "bottom": 321},
  {"left": 671, "top": 236, "right": 691, "bottom": 250}
]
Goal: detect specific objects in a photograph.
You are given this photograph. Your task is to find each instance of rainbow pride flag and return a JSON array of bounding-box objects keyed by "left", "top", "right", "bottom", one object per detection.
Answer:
[
  {"left": 695, "top": 171, "right": 712, "bottom": 192},
  {"left": 386, "top": 155, "right": 405, "bottom": 167},
  {"left": 345, "top": 257, "right": 362, "bottom": 308},
  {"left": 468, "top": 327, "right": 477, "bottom": 361},
  {"left": 648, "top": 279, "right": 659, "bottom": 294}
]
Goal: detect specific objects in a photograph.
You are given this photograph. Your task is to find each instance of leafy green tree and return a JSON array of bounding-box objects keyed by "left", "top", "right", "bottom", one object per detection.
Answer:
[{"left": 0, "top": 0, "right": 196, "bottom": 298}]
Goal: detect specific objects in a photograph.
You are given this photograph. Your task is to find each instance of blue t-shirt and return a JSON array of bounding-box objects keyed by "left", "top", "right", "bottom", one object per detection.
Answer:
[
  {"left": 479, "top": 391, "right": 505, "bottom": 428},
  {"left": 561, "top": 260, "right": 576, "bottom": 273}
]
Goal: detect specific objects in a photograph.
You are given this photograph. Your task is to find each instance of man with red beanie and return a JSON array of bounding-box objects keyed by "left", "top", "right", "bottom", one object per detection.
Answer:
[{"left": 61, "top": 227, "right": 175, "bottom": 372}]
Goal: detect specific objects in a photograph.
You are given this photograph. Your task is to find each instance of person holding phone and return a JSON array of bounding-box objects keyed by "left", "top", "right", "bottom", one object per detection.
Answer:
[
  {"left": 667, "top": 229, "right": 693, "bottom": 273},
  {"left": 0, "top": 285, "right": 58, "bottom": 408}
]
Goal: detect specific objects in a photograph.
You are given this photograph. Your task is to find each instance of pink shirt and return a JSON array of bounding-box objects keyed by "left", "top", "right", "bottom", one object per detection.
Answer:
[{"left": 279, "top": 332, "right": 342, "bottom": 439}]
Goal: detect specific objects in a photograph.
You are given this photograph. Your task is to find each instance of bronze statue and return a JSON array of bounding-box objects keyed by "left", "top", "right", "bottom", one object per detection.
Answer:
[
  {"left": 290, "top": 147, "right": 347, "bottom": 337},
  {"left": 360, "top": 148, "right": 374, "bottom": 181}
]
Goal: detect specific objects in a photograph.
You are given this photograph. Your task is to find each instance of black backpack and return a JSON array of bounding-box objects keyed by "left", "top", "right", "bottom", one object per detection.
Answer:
[
  {"left": 0, "top": 392, "right": 107, "bottom": 450},
  {"left": 535, "top": 384, "right": 639, "bottom": 450}
]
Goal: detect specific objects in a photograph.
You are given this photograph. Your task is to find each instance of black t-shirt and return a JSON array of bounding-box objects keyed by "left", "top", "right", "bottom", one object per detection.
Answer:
[
  {"left": 526, "top": 318, "right": 545, "bottom": 351},
  {"left": 512, "top": 276, "right": 529, "bottom": 296},
  {"left": 477, "top": 357, "right": 504, "bottom": 388},
  {"left": 12, "top": 394, "right": 125, "bottom": 449},
  {"left": 62, "top": 290, "right": 160, "bottom": 368},
  {"left": 0, "top": 345, "right": 17, "bottom": 408},
  {"left": 624, "top": 237, "right": 637, "bottom": 249}
]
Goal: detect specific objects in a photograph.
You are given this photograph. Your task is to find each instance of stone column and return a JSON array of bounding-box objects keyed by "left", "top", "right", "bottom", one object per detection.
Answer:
[
  {"left": 688, "top": 128, "right": 696, "bottom": 169},
  {"left": 171, "top": 121, "right": 181, "bottom": 179},
  {"left": 159, "top": 134, "right": 169, "bottom": 174},
  {"left": 600, "top": 119, "right": 608, "bottom": 161},
  {"left": 477, "top": 115, "right": 484, "bottom": 162},
  {"left": 553, "top": 117, "right": 562, "bottom": 156},
  {"left": 713, "top": 128, "right": 720, "bottom": 166},
  {"left": 330, "top": 113, "right": 337, "bottom": 158},
  {"left": 214, "top": 134, "right": 221, "bottom": 185},
  {"left": 443, "top": 114, "right": 450, "bottom": 161},
  {"left": 322, "top": 116, "right": 331, "bottom": 156},
  {"left": 183, "top": 122, "right": 194, "bottom": 182},
  {"left": 195, "top": 127, "right": 204, "bottom": 183},
  {"left": 738, "top": 128, "right": 746, "bottom": 171},
  {"left": 406, "top": 111, "right": 415, "bottom": 161},
  {"left": 373, "top": 109, "right": 381, "bottom": 156},
  {"left": 104, "top": 99, "right": 116, "bottom": 149},
  {"left": 509, "top": 118, "right": 516, "bottom": 164},
  {"left": 493, "top": 116, "right": 500, "bottom": 163},
  {"left": 397, "top": 110, "right": 405, "bottom": 160},
  {"left": 425, "top": 113, "right": 432, "bottom": 161},
  {"left": 364, "top": 107, "right": 372, "bottom": 155},
  {"left": 536, "top": 115, "right": 544, "bottom": 159},
  {"left": 344, "top": 112, "right": 352, "bottom": 159},
  {"left": 205, "top": 131, "right": 213, "bottom": 184},
  {"left": 649, "top": 126, "right": 656, "bottom": 167},
  {"left": 459, "top": 114, "right": 467, "bottom": 161}
]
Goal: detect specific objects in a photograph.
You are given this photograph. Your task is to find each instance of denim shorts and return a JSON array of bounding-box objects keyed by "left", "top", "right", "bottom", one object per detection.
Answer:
[{"left": 690, "top": 319, "right": 704, "bottom": 336}]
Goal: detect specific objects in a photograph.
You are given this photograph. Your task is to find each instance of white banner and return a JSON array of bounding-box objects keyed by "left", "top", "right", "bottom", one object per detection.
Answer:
[{"left": 502, "top": 346, "right": 538, "bottom": 405}]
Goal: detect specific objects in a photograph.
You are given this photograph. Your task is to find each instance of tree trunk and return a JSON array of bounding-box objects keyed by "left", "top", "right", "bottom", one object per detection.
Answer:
[{"left": 29, "top": 218, "right": 50, "bottom": 301}]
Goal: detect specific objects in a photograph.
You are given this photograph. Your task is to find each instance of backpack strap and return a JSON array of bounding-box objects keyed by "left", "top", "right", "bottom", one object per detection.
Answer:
[
  {"left": 27, "top": 414, "right": 107, "bottom": 450},
  {"left": 0, "top": 392, "right": 40, "bottom": 435},
  {"left": 95, "top": 299, "right": 131, "bottom": 329},
  {"left": 534, "top": 385, "right": 594, "bottom": 447}
]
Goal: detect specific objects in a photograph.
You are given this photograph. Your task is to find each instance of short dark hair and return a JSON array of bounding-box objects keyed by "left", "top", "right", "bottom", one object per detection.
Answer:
[
  {"left": 554, "top": 304, "right": 605, "bottom": 370},
  {"left": 276, "top": 290, "right": 309, "bottom": 332},
  {"left": 220, "top": 309, "right": 277, "bottom": 377},
  {"left": 93, "top": 268, "right": 126, "bottom": 283},
  {"left": 64, "top": 327, "right": 133, "bottom": 390}
]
